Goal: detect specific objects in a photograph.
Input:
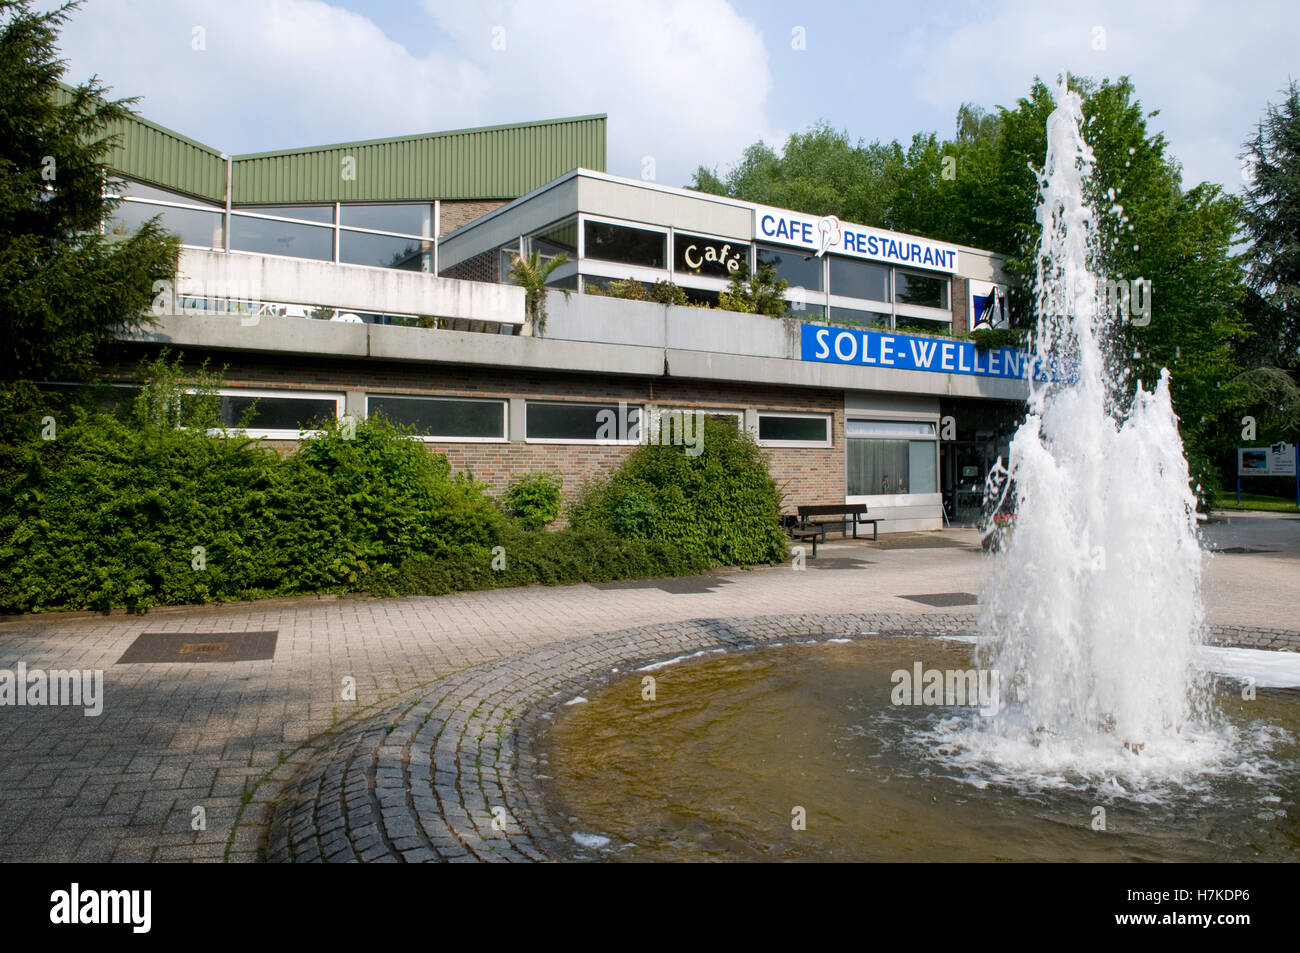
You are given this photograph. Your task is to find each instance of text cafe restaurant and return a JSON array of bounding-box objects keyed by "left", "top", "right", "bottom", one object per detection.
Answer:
[{"left": 438, "top": 169, "right": 1029, "bottom": 529}]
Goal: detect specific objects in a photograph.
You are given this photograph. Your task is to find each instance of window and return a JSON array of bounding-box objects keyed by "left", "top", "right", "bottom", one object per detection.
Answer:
[
  {"left": 528, "top": 219, "right": 578, "bottom": 259},
  {"left": 339, "top": 203, "right": 431, "bottom": 236},
  {"left": 674, "top": 233, "right": 747, "bottom": 280},
  {"left": 846, "top": 420, "right": 938, "bottom": 496},
  {"left": 339, "top": 231, "right": 428, "bottom": 270},
  {"left": 193, "top": 389, "right": 342, "bottom": 438},
  {"left": 756, "top": 244, "right": 824, "bottom": 292},
  {"left": 583, "top": 220, "right": 665, "bottom": 268},
  {"left": 756, "top": 412, "right": 831, "bottom": 447},
  {"left": 785, "top": 301, "right": 825, "bottom": 319},
  {"left": 106, "top": 178, "right": 224, "bottom": 248},
  {"left": 230, "top": 214, "right": 333, "bottom": 260},
  {"left": 830, "top": 306, "right": 890, "bottom": 329},
  {"left": 526, "top": 400, "right": 642, "bottom": 443},
  {"left": 367, "top": 395, "right": 506, "bottom": 441},
  {"left": 895, "top": 270, "right": 950, "bottom": 309},
  {"left": 829, "top": 257, "right": 890, "bottom": 302},
  {"left": 237, "top": 205, "right": 334, "bottom": 224},
  {"left": 107, "top": 201, "right": 223, "bottom": 248}
]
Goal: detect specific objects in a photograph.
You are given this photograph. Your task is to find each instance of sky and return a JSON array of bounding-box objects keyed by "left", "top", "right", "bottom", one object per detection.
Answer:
[{"left": 37, "top": 0, "right": 1299, "bottom": 196}]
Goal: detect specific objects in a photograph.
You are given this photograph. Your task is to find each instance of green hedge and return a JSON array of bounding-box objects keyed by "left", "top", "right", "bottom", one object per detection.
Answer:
[{"left": 1, "top": 377, "right": 789, "bottom": 613}]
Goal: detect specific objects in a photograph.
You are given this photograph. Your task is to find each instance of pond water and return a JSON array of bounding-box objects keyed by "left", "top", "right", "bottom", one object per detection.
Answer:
[{"left": 538, "top": 639, "right": 1300, "bottom": 862}]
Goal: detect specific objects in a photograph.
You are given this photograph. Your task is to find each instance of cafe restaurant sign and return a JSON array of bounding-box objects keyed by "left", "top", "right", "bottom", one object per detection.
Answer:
[
  {"left": 755, "top": 205, "right": 960, "bottom": 273},
  {"left": 801, "top": 324, "right": 1031, "bottom": 381}
]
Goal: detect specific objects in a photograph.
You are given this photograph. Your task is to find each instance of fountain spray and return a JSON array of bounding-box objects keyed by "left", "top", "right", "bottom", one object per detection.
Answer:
[{"left": 973, "top": 74, "right": 1212, "bottom": 775}]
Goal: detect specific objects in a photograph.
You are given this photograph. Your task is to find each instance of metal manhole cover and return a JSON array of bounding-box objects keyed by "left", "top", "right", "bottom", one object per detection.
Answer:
[
  {"left": 899, "top": 592, "right": 979, "bottom": 607},
  {"left": 117, "top": 631, "right": 278, "bottom": 663}
]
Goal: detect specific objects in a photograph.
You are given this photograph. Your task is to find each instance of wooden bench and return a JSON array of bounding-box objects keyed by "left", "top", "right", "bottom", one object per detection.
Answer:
[{"left": 795, "top": 503, "right": 882, "bottom": 544}]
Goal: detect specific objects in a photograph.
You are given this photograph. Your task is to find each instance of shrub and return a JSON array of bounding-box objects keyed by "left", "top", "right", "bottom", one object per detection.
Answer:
[
  {"left": 569, "top": 416, "right": 787, "bottom": 566},
  {"left": 503, "top": 471, "right": 563, "bottom": 529}
]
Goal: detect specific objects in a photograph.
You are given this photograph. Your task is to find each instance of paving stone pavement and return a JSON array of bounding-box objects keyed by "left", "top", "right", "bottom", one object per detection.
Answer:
[{"left": 0, "top": 516, "right": 1295, "bottom": 863}]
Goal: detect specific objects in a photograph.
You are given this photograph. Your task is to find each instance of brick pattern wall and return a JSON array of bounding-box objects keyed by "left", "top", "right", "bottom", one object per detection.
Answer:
[
  {"left": 952, "top": 276, "right": 969, "bottom": 335},
  {"left": 109, "top": 350, "right": 847, "bottom": 515},
  {"left": 439, "top": 200, "right": 509, "bottom": 235},
  {"left": 440, "top": 247, "right": 498, "bottom": 283}
]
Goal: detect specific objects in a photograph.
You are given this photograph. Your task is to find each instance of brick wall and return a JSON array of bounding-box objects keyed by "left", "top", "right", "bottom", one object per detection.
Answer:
[
  {"left": 952, "top": 276, "right": 969, "bottom": 335},
  {"left": 439, "top": 200, "right": 509, "bottom": 236},
  {"left": 109, "top": 349, "right": 846, "bottom": 515}
]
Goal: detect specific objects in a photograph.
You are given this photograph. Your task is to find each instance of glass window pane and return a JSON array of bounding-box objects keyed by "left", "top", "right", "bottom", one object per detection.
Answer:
[
  {"left": 583, "top": 221, "right": 665, "bottom": 268},
  {"left": 230, "top": 214, "right": 333, "bottom": 260},
  {"left": 339, "top": 230, "right": 429, "bottom": 270},
  {"left": 674, "top": 233, "right": 747, "bottom": 279},
  {"left": 831, "top": 306, "right": 890, "bottom": 329},
  {"left": 784, "top": 301, "right": 825, "bottom": 319},
  {"left": 527, "top": 401, "right": 638, "bottom": 440},
  {"left": 909, "top": 440, "right": 937, "bottom": 493},
  {"left": 216, "top": 394, "right": 337, "bottom": 431},
  {"left": 339, "top": 203, "right": 431, "bottom": 236},
  {"left": 111, "top": 179, "right": 220, "bottom": 206},
  {"left": 847, "top": 438, "right": 937, "bottom": 494},
  {"left": 846, "top": 420, "right": 936, "bottom": 437},
  {"left": 108, "top": 200, "right": 223, "bottom": 247},
  {"left": 529, "top": 219, "right": 578, "bottom": 258},
  {"left": 236, "top": 204, "right": 334, "bottom": 224},
  {"left": 896, "top": 270, "right": 949, "bottom": 309},
  {"left": 368, "top": 396, "right": 504, "bottom": 438},
  {"left": 756, "top": 244, "right": 824, "bottom": 292},
  {"left": 758, "top": 415, "right": 827, "bottom": 442},
  {"left": 829, "top": 257, "right": 890, "bottom": 301}
]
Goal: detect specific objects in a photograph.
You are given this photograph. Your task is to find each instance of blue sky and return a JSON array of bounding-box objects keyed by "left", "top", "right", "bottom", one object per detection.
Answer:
[{"left": 42, "top": 0, "right": 1299, "bottom": 195}]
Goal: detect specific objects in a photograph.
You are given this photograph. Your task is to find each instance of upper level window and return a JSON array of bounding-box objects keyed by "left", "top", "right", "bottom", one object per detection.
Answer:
[
  {"left": 583, "top": 220, "right": 665, "bottom": 269},
  {"left": 528, "top": 219, "right": 578, "bottom": 259},
  {"left": 674, "top": 233, "right": 747, "bottom": 280},
  {"left": 756, "top": 244, "right": 824, "bottom": 292},
  {"left": 896, "top": 270, "right": 950, "bottom": 309},
  {"left": 339, "top": 203, "right": 431, "bottom": 237},
  {"left": 829, "top": 257, "right": 890, "bottom": 302},
  {"left": 230, "top": 215, "right": 333, "bottom": 260},
  {"left": 237, "top": 205, "right": 334, "bottom": 224}
]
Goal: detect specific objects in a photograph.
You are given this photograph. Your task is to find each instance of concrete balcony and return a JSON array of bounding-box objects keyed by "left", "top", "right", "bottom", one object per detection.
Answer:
[{"left": 154, "top": 248, "right": 526, "bottom": 327}]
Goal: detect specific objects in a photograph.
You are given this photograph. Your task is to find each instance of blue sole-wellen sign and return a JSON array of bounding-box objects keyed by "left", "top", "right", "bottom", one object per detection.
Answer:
[{"left": 800, "top": 324, "right": 1032, "bottom": 381}]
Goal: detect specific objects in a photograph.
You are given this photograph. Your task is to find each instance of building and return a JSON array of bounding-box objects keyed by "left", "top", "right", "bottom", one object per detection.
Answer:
[{"left": 98, "top": 104, "right": 1027, "bottom": 532}]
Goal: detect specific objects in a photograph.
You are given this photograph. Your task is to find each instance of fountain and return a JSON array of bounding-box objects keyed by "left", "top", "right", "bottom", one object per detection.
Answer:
[{"left": 960, "top": 74, "right": 1219, "bottom": 785}]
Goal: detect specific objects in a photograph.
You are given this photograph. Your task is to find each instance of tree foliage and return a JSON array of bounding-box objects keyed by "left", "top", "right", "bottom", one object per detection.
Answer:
[{"left": 0, "top": 0, "right": 178, "bottom": 382}]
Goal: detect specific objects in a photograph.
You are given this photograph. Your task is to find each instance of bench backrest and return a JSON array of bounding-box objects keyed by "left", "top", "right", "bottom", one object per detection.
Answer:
[{"left": 797, "top": 503, "right": 868, "bottom": 517}]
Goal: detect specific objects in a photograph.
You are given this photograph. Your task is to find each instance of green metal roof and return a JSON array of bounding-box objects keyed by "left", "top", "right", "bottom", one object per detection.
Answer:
[
  {"left": 230, "top": 114, "right": 607, "bottom": 204},
  {"left": 61, "top": 82, "right": 606, "bottom": 205},
  {"left": 56, "top": 84, "right": 229, "bottom": 202}
]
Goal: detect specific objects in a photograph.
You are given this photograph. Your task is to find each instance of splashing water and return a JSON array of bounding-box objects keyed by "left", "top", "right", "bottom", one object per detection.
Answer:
[{"left": 959, "top": 75, "right": 1225, "bottom": 787}]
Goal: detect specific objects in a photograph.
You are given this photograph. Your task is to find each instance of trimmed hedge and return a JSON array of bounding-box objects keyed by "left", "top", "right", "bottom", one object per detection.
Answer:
[{"left": 0, "top": 377, "right": 788, "bottom": 614}]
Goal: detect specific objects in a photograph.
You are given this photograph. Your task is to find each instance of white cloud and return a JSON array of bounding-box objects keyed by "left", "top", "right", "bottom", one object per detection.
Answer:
[
  {"left": 900, "top": 0, "right": 1297, "bottom": 191},
  {"left": 45, "top": 0, "right": 776, "bottom": 186}
]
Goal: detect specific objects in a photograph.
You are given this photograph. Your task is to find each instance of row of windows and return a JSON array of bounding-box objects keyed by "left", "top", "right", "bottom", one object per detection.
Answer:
[
  {"left": 104, "top": 180, "right": 435, "bottom": 271},
  {"left": 191, "top": 389, "right": 838, "bottom": 447},
  {"left": 568, "top": 218, "right": 951, "bottom": 310},
  {"left": 184, "top": 389, "right": 939, "bottom": 495}
]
